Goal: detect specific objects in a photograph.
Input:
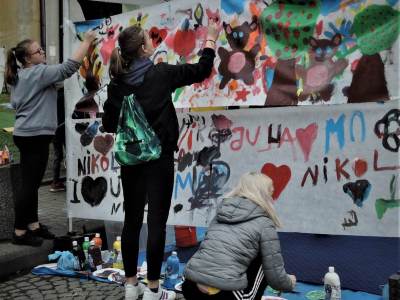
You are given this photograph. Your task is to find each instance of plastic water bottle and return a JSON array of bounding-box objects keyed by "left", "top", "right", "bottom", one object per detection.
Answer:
[
  {"left": 324, "top": 266, "right": 341, "bottom": 300},
  {"left": 164, "top": 251, "right": 180, "bottom": 289},
  {"left": 112, "top": 236, "right": 124, "bottom": 270}
]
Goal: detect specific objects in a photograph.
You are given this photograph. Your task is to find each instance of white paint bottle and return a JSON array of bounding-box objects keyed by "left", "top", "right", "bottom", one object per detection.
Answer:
[{"left": 324, "top": 266, "right": 341, "bottom": 300}]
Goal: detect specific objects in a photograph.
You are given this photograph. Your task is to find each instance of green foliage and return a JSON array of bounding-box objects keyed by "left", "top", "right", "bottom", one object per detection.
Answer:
[
  {"left": 261, "top": 0, "right": 320, "bottom": 60},
  {"left": 352, "top": 5, "right": 399, "bottom": 55},
  {"left": 0, "top": 93, "right": 18, "bottom": 162}
]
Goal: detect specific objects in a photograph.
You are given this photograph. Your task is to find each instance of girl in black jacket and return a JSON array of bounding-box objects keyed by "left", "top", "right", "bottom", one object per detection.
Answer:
[{"left": 106, "top": 21, "right": 220, "bottom": 300}]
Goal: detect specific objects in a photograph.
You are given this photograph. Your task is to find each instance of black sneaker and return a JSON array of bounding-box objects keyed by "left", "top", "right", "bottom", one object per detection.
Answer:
[
  {"left": 12, "top": 231, "right": 43, "bottom": 247},
  {"left": 29, "top": 223, "right": 56, "bottom": 239}
]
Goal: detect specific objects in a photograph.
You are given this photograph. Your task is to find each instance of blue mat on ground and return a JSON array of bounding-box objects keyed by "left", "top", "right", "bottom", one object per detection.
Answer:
[
  {"left": 278, "top": 233, "right": 399, "bottom": 295},
  {"left": 264, "top": 282, "right": 382, "bottom": 299},
  {"left": 32, "top": 265, "right": 110, "bottom": 283}
]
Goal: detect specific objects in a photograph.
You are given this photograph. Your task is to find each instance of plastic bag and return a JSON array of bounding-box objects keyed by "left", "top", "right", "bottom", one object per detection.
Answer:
[{"left": 48, "top": 251, "right": 80, "bottom": 271}]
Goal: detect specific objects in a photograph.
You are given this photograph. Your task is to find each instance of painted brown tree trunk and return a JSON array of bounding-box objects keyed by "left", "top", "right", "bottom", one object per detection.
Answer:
[
  {"left": 347, "top": 53, "right": 389, "bottom": 103},
  {"left": 265, "top": 59, "right": 298, "bottom": 106}
]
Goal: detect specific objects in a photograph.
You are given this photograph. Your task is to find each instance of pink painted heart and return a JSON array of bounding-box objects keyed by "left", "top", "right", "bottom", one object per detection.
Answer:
[
  {"left": 296, "top": 123, "right": 318, "bottom": 162},
  {"left": 261, "top": 163, "right": 291, "bottom": 200},
  {"left": 93, "top": 134, "right": 114, "bottom": 155}
]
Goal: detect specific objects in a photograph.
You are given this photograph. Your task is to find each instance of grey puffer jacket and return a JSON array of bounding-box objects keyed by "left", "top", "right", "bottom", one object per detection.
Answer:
[{"left": 184, "top": 197, "right": 293, "bottom": 292}]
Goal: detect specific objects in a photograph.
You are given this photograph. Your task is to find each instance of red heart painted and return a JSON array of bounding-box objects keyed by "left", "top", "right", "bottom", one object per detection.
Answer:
[
  {"left": 93, "top": 134, "right": 114, "bottom": 156},
  {"left": 149, "top": 26, "right": 168, "bottom": 48},
  {"left": 261, "top": 163, "right": 291, "bottom": 200},
  {"left": 295, "top": 123, "right": 318, "bottom": 162}
]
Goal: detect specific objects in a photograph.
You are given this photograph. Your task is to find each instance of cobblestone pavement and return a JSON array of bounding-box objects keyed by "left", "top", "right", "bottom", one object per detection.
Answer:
[
  {"left": 0, "top": 273, "right": 125, "bottom": 299},
  {"left": 0, "top": 273, "right": 185, "bottom": 299},
  {"left": 0, "top": 187, "right": 185, "bottom": 299}
]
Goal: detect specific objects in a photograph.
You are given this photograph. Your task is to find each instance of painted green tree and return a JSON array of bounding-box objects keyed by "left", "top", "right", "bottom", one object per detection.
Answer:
[
  {"left": 260, "top": 0, "right": 320, "bottom": 106},
  {"left": 346, "top": 4, "right": 399, "bottom": 103}
]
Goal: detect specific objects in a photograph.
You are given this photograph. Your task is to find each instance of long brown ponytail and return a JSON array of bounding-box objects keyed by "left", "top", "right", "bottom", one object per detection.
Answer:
[
  {"left": 5, "top": 39, "right": 33, "bottom": 86},
  {"left": 109, "top": 26, "right": 145, "bottom": 79}
]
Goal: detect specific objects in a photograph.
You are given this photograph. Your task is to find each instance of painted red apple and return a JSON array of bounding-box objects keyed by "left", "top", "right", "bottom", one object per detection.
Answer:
[{"left": 173, "top": 19, "right": 196, "bottom": 57}]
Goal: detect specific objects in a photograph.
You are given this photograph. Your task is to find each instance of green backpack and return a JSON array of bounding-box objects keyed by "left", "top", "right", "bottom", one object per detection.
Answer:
[{"left": 114, "top": 93, "right": 161, "bottom": 166}]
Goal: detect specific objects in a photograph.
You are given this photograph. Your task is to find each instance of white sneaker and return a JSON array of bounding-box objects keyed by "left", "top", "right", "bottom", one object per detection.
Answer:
[
  {"left": 125, "top": 282, "right": 146, "bottom": 300},
  {"left": 142, "top": 285, "right": 176, "bottom": 300}
]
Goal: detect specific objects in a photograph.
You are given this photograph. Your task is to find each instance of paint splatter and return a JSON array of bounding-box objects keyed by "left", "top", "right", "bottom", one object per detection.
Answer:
[
  {"left": 295, "top": 123, "right": 318, "bottom": 162},
  {"left": 174, "top": 204, "right": 183, "bottom": 214},
  {"left": 75, "top": 122, "right": 89, "bottom": 134},
  {"left": 189, "top": 161, "right": 230, "bottom": 210},
  {"left": 221, "top": 0, "right": 245, "bottom": 15},
  {"left": 100, "top": 24, "right": 120, "bottom": 65},
  {"left": 352, "top": 158, "right": 368, "bottom": 177},
  {"left": 261, "top": 163, "right": 291, "bottom": 200},
  {"left": 374, "top": 109, "right": 400, "bottom": 153},
  {"left": 375, "top": 175, "right": 400, "bottom": 219},
  {"left": 197, "top": 146, "right": 220, "bottom": 167},
  {"left": 80, "top": 121, "right": 100, "bottom": 147},
  {"left": 343, "top": 179, "right": 371, "bottom": 207},
  {"left": 93, "top": 134, "right": 114, "bottom": 155},
  {"left": 177, "top": 151, "right": 195, "bottom": 172},
  {"left": 81, "top": 176, "right": 108, "bottom": 207}
]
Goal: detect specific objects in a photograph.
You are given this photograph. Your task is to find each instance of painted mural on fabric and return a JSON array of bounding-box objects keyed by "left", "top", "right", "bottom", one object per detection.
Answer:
[
  {"left": 67, "top": 0, "right": 399, "bottom": 111},
  {"left": 63, "top": 0, "right": 400, "bottom": 236}
]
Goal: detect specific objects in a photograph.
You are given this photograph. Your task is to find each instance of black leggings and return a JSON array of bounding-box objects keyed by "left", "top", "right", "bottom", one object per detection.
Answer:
[
  {"left": 120, "top": 152, "right": 174, "bottom": 280},
  {"left": 182, "top": 255, "right": 267, "bottom": 300},
  {"left": 13, "top": 135, "right": 53, "bottom": 230}
]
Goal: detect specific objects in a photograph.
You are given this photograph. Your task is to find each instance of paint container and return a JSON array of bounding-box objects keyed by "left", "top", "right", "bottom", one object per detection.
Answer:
[
  {"left": 388, "top": 271, "right": 400, "bottom": 300},
  {"left": 92, "top": 233, "right": 102, "bottom": 249},
  {"left": 88, "top": 240, "right": 103, "bottom": 271},
  {"left": 112, "top": 236, "right": 123, "bottom": 270},
  {"left": 324, "top": 266, "right": 341, "bottom": 300},
  {"left": 164, "top": 251, "right": 180, "bottom": 289}
]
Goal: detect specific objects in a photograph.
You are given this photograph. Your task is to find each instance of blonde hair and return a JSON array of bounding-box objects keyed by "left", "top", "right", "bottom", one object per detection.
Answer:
[{"left": 224, "top": 172, "right": 281, "bottom": 227}]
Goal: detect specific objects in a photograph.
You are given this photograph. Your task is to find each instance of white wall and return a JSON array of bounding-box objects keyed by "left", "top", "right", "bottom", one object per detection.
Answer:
[{"left": 0, "top": 47, "right": 4, "bottom": 92}]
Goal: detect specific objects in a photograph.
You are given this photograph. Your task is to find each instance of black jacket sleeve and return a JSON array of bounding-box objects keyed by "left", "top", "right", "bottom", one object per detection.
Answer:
[{"left": 164, "top": 48, "right": 216, "bottom": 91}]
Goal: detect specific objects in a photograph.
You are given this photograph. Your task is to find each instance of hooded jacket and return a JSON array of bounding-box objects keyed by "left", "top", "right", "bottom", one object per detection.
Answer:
[
  {"left": 103, "top": 48, "right": 216, "bottom": 153},
  {"left": 184, "top": 197, "right": 293, "bottom": 292}
]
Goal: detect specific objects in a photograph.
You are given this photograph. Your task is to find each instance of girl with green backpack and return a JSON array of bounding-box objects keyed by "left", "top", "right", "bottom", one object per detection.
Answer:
[{"left": 105, "top": 20, "right": 220, "bottom": 300}]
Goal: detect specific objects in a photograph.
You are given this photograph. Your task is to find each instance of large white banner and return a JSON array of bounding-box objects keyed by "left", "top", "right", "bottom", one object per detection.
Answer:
[{"left": 66, "top": 100, "right": 400, "bottom": 237}]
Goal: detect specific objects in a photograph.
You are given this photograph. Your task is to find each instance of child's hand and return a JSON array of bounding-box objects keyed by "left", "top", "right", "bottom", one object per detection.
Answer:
[
  {"left": 84, "top": 31, "right": 97, "bottom": 44},
  {"left": 207, "top": 19, "right": 221, "bottom": 42},
  {"left": 289, "top": 274, "right": 297, "bottom": 289}
]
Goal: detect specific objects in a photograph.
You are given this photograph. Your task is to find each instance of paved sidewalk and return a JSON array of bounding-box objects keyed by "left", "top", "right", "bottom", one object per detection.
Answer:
[
  {"left": 0, "top": 186, "right": 185, "bottom": 299},
  {"left": 0, "top": 186, "right": 102, "bottom": 279}
]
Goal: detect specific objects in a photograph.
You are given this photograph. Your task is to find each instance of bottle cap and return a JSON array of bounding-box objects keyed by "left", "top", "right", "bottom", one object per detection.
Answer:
[
  {"left": 72, "top": 241, "right": 78, "bottom": 246},
  {"left": 116, "top": 236, "right": 121, "bottom": 241},
  {"left": 95, "top": 233, "right": 100, "bottom": 237},
  {"left": 329, "top": 266, "right": 335, "bottom": 273},
  {"left": 172, "top": 251, "right": 177, "bottom": 256},
  {"left": 84, "top": 237, "right": 89, "bottom": 241},
  {"left": 90, "top": 240, "right": 95, "bottom": 245}
]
